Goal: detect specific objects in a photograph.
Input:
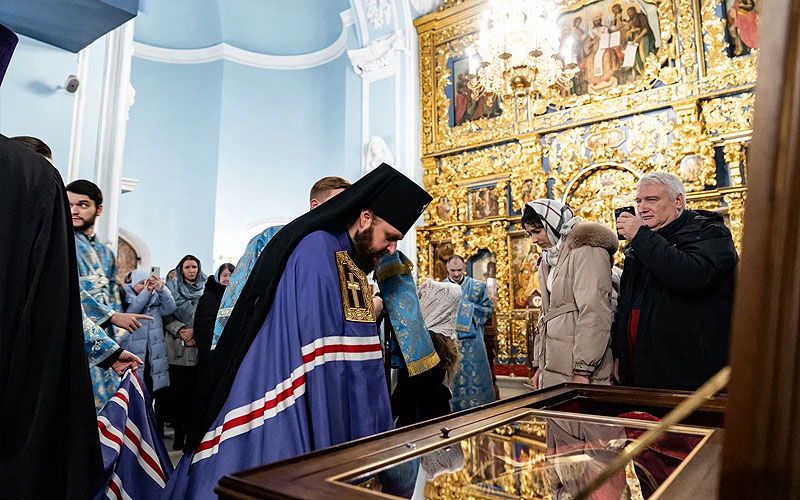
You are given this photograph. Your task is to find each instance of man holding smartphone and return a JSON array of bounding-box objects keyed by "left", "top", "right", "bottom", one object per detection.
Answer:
[{"left": 613, "top": 172, "right": 738, "bottom": 390}]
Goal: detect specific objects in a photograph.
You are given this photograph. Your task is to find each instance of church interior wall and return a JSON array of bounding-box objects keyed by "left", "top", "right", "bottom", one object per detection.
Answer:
[
  {"left": 0, "top": 35, "right": 75, "bottom": 178},
  {"left": 0, "top": 35, "right": 97, "bottom": 180},
  {"left": 0, "top": 0, "right": 431, "bottom": 274},
  {"left": 211, "top": 55, "right": 356, "bottom": 266},
  {"left": 119, "top": 57, "right": 224, "bottom": 272},
  {"left": 367, "top": 76, "right": 396, "bottom": 163}
]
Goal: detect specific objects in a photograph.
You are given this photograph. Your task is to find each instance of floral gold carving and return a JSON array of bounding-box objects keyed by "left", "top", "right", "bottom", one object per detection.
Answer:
[
  {"left": 723, "top": 189, "right": 746, "bottom": 251},
  {"left": 701, "top": 93, "right": 755, "bottom": 138}
]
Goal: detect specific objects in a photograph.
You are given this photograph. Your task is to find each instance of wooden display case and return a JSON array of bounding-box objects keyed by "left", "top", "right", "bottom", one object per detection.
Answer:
[{"left": 216, "top": 384, "right": 725, "bottom": 499}]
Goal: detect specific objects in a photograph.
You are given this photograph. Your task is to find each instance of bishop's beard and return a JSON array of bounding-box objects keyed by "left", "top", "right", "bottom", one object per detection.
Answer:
[{"left": 351, "top": 226, "right": 384, "bottom": 274}]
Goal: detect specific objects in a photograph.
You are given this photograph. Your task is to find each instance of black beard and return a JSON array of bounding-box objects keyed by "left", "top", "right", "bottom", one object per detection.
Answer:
[
  {"left": 73, "top": 214, "right": 96, "bottom": 232},
  {"left": 351, "top": 226, "right": 380, "bottom": 274}
]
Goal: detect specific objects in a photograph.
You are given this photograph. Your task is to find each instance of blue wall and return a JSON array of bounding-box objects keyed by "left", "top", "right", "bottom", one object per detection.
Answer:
[
  {"left": 120, "top": 57, "right": 223, "bottom": 272},
  {"left": 212, "top": 55, "right": 357, "bottom": 263},
  {"left": 1, "top": 0, "right": 425, "bottom": 271},
  {"left": 0, "top": 35, "right": 78, "bottom": 178}
]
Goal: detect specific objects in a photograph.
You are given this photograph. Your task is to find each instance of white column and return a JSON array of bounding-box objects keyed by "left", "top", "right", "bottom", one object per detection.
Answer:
[
  {"left": 67, "top": 45, "right": 90, "bottom": 183},
  {"left": 94, "top": 20, "right": 135, "bottom": 252}
]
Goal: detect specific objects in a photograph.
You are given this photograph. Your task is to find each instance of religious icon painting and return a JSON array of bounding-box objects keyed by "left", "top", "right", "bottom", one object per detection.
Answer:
[
  {"left": 468, "top": 250, "right": 496, "bottom": 282},
  {"left": 435, "top": 195, "right": 453, "bottom": 222},
  {"left": 510, "top": 233, "right": 542, "bottom": 310},
  {"left": 723, "top": 0, "right": 758, "bottom": 57},
  {"left": 450, "top": 57, "right": 503, "bottom": 127},
  {"left": 557, "top": 0, "right": 662, "bottom": 96},
  {"left": 468, "top": 186, "right": 501, "bottom": 221},
  {"left": 432, "top": 240, "right": 455, "bottom": 281}
]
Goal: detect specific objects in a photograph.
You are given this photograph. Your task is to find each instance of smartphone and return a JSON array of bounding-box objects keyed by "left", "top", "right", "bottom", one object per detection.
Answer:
[
  {"left": 614, "top": 206, "right": 635, "bottom": 240},
  {"left": 150, "top": 266, "right": 160, "bottom": 278}
]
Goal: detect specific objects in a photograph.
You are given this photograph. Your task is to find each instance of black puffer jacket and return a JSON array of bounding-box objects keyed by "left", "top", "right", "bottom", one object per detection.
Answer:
[{"left": 612, "top": 209, "right": 738, "bottom": 390}]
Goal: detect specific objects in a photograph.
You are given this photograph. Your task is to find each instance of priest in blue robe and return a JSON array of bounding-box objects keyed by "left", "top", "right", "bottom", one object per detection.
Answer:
[
  {"left": 446, "top": 255, "right": 497, "bottom": 411},
  {"left": 162, "top": 164, "right": 431, "bottom": 500}
]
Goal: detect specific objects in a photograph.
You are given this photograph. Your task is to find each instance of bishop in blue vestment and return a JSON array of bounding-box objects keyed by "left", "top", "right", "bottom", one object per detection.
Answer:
[{"left": 164, "top": 164, "right": 432, "bottom": 500}]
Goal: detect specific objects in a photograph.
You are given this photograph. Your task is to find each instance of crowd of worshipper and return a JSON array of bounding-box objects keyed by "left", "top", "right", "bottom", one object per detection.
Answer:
[{"left": 2, "top": 29, "right": 738, "bottom": 500}]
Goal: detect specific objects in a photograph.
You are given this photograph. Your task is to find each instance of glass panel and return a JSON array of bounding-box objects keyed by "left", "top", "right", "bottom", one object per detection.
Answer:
[{"left": 339, "top": 413, "right": 706, "bottom": 499}]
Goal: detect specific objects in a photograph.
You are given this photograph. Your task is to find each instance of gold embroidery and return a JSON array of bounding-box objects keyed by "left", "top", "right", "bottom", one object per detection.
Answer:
[{"left": 335, "top": 251, "right": 376, "bottom": 323}]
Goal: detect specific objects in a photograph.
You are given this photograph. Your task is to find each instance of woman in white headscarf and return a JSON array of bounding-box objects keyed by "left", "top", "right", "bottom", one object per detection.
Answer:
[{"left": 522, "top": 199, "right": 617, "bottom": 390}]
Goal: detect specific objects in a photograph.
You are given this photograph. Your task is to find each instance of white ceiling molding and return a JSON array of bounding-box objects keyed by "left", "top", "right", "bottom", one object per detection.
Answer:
[
  {"left": 133, "top": 9, "right": 355, "bottom": 70},
  {"left": 347, "top": 32, "right": 406, "bottom": 82}
]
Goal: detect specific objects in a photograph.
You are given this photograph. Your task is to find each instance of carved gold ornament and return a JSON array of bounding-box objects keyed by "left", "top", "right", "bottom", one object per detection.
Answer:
[{"left": 335, "top": 251, "right": 376, "bottom": 323}]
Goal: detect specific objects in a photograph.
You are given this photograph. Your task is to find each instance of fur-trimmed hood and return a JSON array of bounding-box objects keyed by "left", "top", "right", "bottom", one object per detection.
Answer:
[{"left": 563, "top": 221, "right": 618, "bottom": 257}]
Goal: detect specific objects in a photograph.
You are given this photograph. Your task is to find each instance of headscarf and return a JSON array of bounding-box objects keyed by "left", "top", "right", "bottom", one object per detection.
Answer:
[
  {"left": 166, "top": 257, "right": 207, "bottom": 326},
  {"left": 215, "top": 263, "right": 235, "bottom": 283},
  {"left": 418, "top": 278, "right": 461, "bottom": 339},
  {"left": 524, "top": 199, "right": 579, "bottom": 267}
]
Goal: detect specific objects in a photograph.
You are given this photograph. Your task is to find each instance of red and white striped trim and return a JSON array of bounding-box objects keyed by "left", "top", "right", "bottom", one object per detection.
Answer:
[
  {"left": 98, "top": 416, "right": 123, "bottom": 452},
  {"left": 97, "top": 371, "right": 167, "bottom": 488},
  {"left": 106, "top": 471, "right": 133, "bottom": 500},
  {"left": 192, "top": 335, "right": 382, "bottom": 464}
]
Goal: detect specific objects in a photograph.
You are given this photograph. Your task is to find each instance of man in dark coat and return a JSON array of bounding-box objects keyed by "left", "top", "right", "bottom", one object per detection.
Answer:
[
  {"left": 615, "top": 172, "right": 738, "bottom": 390},
  {"left": 0, "top": 24, "right": 104, "bottom": 498}
]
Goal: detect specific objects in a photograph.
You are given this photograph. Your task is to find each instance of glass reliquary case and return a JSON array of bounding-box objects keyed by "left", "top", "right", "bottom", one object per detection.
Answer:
[{"left": 216, "top": 385, "right": 725, "bottom": 500}]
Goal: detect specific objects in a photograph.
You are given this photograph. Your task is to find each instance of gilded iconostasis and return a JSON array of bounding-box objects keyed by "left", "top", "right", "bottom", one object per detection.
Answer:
[{"left": 414, "top": 0, "right": 756, "bottom": 376}]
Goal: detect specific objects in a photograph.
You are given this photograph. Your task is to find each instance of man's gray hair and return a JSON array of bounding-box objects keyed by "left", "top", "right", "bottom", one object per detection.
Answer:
[{"left": 637, "top": 172, "right": 686, "bottom": 210}]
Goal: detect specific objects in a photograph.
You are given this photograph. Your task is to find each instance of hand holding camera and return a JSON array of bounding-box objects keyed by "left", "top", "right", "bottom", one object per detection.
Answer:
[{"left": 615, "top": 206, "right": 646, "bottom": 241}]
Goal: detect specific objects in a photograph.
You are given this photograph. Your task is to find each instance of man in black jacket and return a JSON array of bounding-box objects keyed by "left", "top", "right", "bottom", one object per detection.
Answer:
[{"left": 614, "top": 172, "right": 738, "bottom": 390}]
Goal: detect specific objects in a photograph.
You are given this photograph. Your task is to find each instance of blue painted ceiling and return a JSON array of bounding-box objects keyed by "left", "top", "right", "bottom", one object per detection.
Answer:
[{"left": 134, "top": 0, "right": 351, "bottom": 54}]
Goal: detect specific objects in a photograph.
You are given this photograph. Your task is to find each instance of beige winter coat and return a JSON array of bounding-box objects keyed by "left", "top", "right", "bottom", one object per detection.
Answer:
[{"left": 532, "top": 221, "right": 617, "bottom": 389}]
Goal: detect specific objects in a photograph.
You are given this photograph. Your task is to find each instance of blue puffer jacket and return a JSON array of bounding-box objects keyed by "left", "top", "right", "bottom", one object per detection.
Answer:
[{"left": 121, "top": 284, "right": 176, "bottom": 392}]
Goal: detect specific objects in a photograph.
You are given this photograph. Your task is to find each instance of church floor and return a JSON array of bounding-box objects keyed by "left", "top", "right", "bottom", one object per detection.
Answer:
[{"left": 160, "top": 426, "right": 184, "bottom": 467}]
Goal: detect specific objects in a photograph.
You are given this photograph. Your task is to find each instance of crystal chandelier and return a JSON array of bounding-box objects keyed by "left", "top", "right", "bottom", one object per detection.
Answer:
[{"left": 467, "top": 0, "right": 578, "bottom": 110}]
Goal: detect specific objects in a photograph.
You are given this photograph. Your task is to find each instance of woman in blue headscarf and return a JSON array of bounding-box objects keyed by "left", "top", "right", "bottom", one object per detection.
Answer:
[{"left": 164, "top": 254, "right": 207, "bottom": 450}]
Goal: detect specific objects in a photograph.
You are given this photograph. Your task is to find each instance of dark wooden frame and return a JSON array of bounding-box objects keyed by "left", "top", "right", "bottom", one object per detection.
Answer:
[
  {"left": 216, "top": 384, "right": 726, "bottom": 499},
  {"left": 718, "top": 0, "right": 800, "bottom": 497}
]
